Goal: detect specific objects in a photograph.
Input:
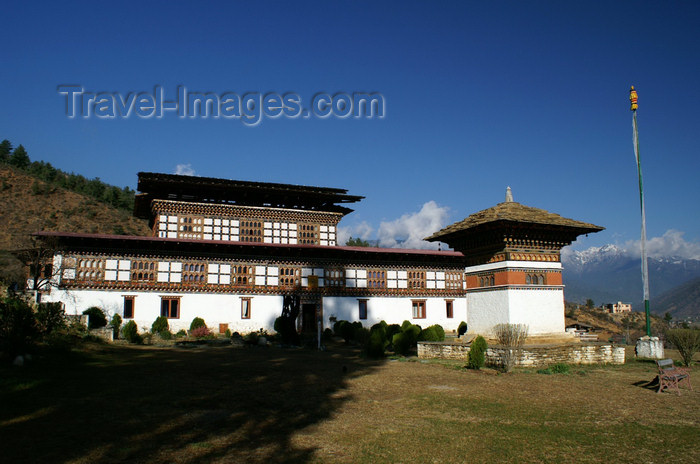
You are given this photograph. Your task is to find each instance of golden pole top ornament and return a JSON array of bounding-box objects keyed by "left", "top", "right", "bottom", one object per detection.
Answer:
[{"left": 630, "top": 86, "right": 638, "bottom": 111}]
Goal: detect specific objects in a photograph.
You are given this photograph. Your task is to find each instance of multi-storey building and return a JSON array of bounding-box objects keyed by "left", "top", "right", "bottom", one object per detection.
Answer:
[{"left": 35, "top": 174, "right": 602, "bottom": 336}]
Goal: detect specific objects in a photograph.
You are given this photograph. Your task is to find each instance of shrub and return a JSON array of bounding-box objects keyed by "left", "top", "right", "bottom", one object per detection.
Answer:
[
  {"left": 190, "top": 317, "right": 206, "bottom": 331},
  {"left": 467, "top": 335, "right": 487, "bottom": 369},
  {"left": 431, "top": 324, "right": 445, "bottom": 341},
  {"left": 335, "top": 320, "right": 354, "bottom": 343},
  {"left": 36, "top": 302, "right": 66, "bottom": 336},
  {"left": 494, "top": 323, "right": 529, "bottom": 372},
  {"left": 392, "top": 331, "right": 411, "bottom": 356},
  {"left": 550, "top": 363, "right": 570, "bottom": 374},
  {"left": 354, "top": 326, "right": 370, "bottom": 346},
  {"left": 385, "top": 324, "right": 401, "bottom": 344},
  {"left": 175, "top": 329, "right": 187, "bottom": 338},
  {"left": 243, "top": 330, "right": 258, "bottom": 344},
  {"left": 419, "top": 326, "right": 440, "bottom": 342},
  {"left": 0, "top": 297, "right": 38, "bottom": 356},
  {"left": 401, "top": 320, "right": 412, "bottom": 332},
  {"left": 159, "top": 330, "right": 172, "bottom": 340},
  {"left": 110, "top": 313, "right": 122, "bottom": 339},
  {"left": 151, "top": 316, "right": 170, "bottom": 335},
  {"left": 365, "top": 329, "right": 388, "bottom": 358},
  {"left": 122, "top": 320, "right": 141, "bottom": 344},
  {"left": 275, "top": 316, "right": 300, "bottom": 345},
  {"left": 225, "top": 328, "right": 231, "bottom": 338},
  {"left": 370, "top": 322, "right": 387, "bottom": 344},
  {"left": 402, "top": 323, "right": 422, "bottom": 346},
  {"left": 82, "top": 307, "right": 107, "bottom": 330},
  {"left": 665, "top": 328, "right": 700, "bottom": 366},
  {"left": 458, "top": 321, "right": 468, "bottom": 337},
  {"left": 190, "top": 325, "right": 212, "bottom": 339}
]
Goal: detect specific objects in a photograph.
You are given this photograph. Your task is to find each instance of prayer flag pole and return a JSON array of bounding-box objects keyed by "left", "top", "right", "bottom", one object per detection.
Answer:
[{"left": 630, "top": 86, "right": 651, "bottom": 336}]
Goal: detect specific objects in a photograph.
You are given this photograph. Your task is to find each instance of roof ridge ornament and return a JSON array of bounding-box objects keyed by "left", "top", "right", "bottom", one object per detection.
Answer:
[{"left": 505, "top": 186, "right": 513, "bottom": 203}]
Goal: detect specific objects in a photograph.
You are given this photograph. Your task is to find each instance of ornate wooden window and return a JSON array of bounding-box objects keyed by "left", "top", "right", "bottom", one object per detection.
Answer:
[
  {"left": 241, "top": 298, "right": 251, "bottom": 319},
  {"left": 298, "top": 223, "right": 318, "bottom": 245},
  {"left": 408, "top": 271, "right": 426, "bottom": 289},
  {"left": 324, "top": 269, "right": 344, "bottom": 287},
  {"left": 182, "top": 262, "right": 206, "bottom": 284},
  {"left": 526, "top": 273, "right": 546, "bottom": 285},
  {"left": 412, "top": 300, "right": 426, "bottom": 319},
  {"left": 278, "top": 267, "right": 300, "bottom": 287},
  {"left": 160, "top": 297, "right": 180, "bottom": 318},
  {"left": 77, "top": 258, "right": 103, "bottom": 282},
  {"left": 479, "top": 274, "right": 495, "bottom": 287},
  {"left": 130, "top": 260, "right": 155, "bottom": 281},
  {"left": 232, "top": 264, "right": 254, "bottom": 286},
  {"left": 239, "top": 220, "right": 263, "bottom": 243},
  {"left": 445, "top": 271, "right": 463, "bottom": 290},
  {"left": 123, "top": 296, "right": 135, "bottom": 319},
  {"left": 366, "top": 269, "right": 386, "bottom": 289}
]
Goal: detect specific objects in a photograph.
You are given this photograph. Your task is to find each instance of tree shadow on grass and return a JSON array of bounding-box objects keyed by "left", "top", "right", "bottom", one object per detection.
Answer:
[{"left": 0, "top": 342, "right": 383, "bottom": 463}]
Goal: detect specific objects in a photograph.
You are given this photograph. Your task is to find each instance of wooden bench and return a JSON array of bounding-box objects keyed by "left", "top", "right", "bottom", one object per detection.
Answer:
[{"left": 656, "top": 359, "right": 692, "bottom": 395}]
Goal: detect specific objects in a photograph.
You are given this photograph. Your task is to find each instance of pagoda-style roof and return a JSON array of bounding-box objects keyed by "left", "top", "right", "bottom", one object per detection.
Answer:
[
  {"left": 426, "top": 196, "right": 604, "bottom": 254},
  {"left": 134, "top": 172, "right": 364, "bottom": 218}
]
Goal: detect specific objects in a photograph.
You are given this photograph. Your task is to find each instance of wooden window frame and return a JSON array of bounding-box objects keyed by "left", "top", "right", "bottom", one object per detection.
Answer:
[
  {"left": 412, "top": 299, "right": 426, "bottom": 319},
  {"left": 123, "top": 296, "right": 135, "bottom": 319},
  {"left": 445, "top": 299, "right": 454, "bottom": 319},
  {"left": 241, "top": 298, "right": 251, "bottom": 319},
  {"left": 160, "top": 297, "right": 180, "bottom": 319},
  {"left": 358, "top": 299, "right": 368, "bottom": 320}
]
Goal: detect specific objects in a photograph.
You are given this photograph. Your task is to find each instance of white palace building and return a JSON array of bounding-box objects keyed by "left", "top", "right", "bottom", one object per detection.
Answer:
[{"left": 34, "top": 173, "right": 603, "bottom": 336}]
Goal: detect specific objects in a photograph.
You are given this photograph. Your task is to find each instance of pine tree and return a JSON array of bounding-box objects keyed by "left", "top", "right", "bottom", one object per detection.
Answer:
[
  {"left": 9, "top": 144, "right": 30, "bottom": 169},
  {"left": 0, "top": 139, "right": 12, "bottom": 162}
]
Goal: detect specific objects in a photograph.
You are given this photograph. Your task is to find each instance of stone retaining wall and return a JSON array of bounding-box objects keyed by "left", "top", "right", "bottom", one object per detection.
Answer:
[{"left": 418, "top": 341, "right": 625, "bottom": 367}]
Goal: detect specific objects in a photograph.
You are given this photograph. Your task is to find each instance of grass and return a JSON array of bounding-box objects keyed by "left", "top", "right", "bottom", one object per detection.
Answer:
[{"left": 1, "top": 342, "right": 698, "bottom": 463}]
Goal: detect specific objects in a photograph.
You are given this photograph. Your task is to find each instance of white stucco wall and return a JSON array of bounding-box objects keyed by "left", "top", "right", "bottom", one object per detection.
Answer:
[
  {"left": 322, "top": 296, "right": 466, "bottom": 332},
  {"left": 43, "top": 288, "right": 282, "bottom": 333},
  {"left": 466, "top": 287, "right": 565, "bottom": 336},
  {"left": 43, "top": 288, "right": 467, "bottom": 334}
]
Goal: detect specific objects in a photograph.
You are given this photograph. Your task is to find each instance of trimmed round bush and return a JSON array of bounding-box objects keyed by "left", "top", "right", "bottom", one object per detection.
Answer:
[
  {"left": 110, "top": 313, "right": 122, "bottom": 339},
  {"left": 370, "top": 322, "right": 387, "bottom": 343},
  {"left": 151, "top": 316, "right": 169, "bottom": 335},
  {"left": 403, "top": 324, "right": 422, "bottom": 346},
  {"left": 431, "top": 324, "right": 445, "bottom": 341},
  {"left": 365, "top": 330, "right": 388, "bottom": 358},
  {"left": 190, "top": 317, "right": 206, "bottom": 331},
  {"left": 458, "top": 321, "right": 468, "bottom": 337},
  {"left": 83, "top": 307, "right": 107, "bottom": 330},
  {"left": 467, "top": 335, "right": 487, "bottom": 369},
  {"left": 392, "top": 332, "right": 411, "bottom": 356},
  {"left": 386, "top": 324, "right": 401, "bottom": 344},
  {"left": 419, "top": 326, "right": 440, "bottom": 342},
  {"left": 122, "top": 320, "right": 141, "bottom": 344}
]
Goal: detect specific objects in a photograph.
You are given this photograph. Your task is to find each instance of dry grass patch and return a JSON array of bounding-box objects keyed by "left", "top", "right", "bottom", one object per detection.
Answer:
[{"left": 1, "top": 342, "right": 698, "bottom": 463}]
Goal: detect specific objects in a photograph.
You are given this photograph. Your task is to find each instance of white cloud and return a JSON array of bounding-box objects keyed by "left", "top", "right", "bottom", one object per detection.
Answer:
[
  {"left": 337, "top": 221, "right": 374, "bottom": 246},
  {"left": 622, "top": 229, "right": 700, "bottom": 260},
  {"left": 174, "top": 164, "right": 195, "bottom": 176},
  {"left": 377, "top": 201, "right": 449, "bottom": 250}
]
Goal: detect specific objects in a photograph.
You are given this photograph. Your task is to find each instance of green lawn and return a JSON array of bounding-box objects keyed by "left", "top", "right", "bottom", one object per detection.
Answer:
[{"left": 1, "top": 342, "right": 698, "bottom": 463}]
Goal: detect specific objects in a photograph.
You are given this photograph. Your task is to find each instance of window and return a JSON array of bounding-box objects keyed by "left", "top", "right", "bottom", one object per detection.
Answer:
[
  {"left": 367, "top": 270, "right": 386, "bottom": 289},
  {"left": 408, "top": 271, "right": 426, "bottom": 289},
  {"left": 123, "top": 296, "right": 134, "bottom": 319},
  {"left": 358, "top": 299, "right": 368, "bottom": 320},
  {"left": 160, "top": 297, "right": 180, "bottom": 318},
  {"left": 445, "top": 300, "right": 454, "bottom": 318},
  {"left": 412, "top": 300, "right": 426, "bottom": 319},
  {"left": 241, "top": 298, "right": 251, "bottom": 319}
]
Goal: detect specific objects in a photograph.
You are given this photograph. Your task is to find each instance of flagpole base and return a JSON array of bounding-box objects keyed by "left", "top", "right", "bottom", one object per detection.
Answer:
[{"left": 635, "top": 336, "right": 664, "bottom": 359}]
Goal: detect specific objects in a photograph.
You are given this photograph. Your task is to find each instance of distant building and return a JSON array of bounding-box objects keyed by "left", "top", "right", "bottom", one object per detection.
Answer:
[{"left": 605, "top": 301, "right": 632, "bottom": 313}]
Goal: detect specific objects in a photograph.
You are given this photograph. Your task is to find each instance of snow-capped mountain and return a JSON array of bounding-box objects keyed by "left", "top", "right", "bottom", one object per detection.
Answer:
[{"left": 561, "top": 244, "right": 700, "bottom": 318}]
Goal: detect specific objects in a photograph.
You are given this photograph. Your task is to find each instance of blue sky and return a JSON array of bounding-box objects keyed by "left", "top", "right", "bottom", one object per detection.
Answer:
[{"left": 2, "top": 1, "right": 699, "bottom": 257}]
